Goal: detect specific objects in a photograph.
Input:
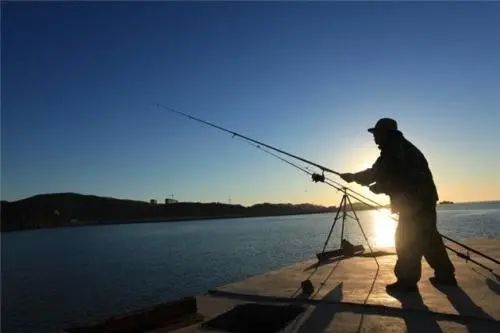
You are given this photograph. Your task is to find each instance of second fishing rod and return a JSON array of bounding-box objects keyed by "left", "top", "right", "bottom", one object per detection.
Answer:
[
  {"left": 242, "top": 138, "right": 497, "bottom": 272},
  {"left": 157, "top": 103, "right": 499, "bottom": 268}
]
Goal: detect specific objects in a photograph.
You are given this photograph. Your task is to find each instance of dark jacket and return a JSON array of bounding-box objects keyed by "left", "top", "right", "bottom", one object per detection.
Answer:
[{"left": 353, "top": 131, "right": 438, "bottom": 212}]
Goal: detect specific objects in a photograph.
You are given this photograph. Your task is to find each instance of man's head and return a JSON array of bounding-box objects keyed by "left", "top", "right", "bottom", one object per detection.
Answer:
[{"left": 367, "top": 118, "right": 399, "bottom": 146}]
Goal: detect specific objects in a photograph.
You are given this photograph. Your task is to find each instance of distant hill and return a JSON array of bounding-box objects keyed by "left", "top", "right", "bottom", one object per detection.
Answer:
[{"left": 0, "top": 193, "right": 337, "bottom": 232}]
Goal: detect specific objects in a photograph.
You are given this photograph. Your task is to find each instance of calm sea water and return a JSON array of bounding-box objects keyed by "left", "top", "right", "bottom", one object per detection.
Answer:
[{"left": 2, "top": 202, "right": 500, "bottom": 332}]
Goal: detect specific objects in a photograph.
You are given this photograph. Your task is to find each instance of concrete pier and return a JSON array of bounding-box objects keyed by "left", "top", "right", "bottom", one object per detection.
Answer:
[{"left": 164, "top": 238, "right": 499, "bottom": 333}]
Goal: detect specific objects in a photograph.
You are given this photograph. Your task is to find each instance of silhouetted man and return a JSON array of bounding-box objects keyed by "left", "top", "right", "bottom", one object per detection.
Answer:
[{"left": 339, "top": 118, "right": 456, "bottom": 292}]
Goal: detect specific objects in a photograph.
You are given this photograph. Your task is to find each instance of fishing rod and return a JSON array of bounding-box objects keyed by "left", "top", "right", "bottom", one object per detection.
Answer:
[
  {"left": 159, "top": 103, "right": 499, "bottom": 269},
  {"left": 157, "top": 104, "right": 340, "bottom": 176}
]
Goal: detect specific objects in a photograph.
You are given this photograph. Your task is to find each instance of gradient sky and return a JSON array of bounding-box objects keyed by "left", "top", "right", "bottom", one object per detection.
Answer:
[{"left": 2, "top": 2, "right": 500, "bottom": 206}]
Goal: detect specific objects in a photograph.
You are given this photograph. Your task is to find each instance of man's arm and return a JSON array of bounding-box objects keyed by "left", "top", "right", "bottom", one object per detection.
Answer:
[{"left": 340, "top": 157, "right": 381, "bottom": 186}]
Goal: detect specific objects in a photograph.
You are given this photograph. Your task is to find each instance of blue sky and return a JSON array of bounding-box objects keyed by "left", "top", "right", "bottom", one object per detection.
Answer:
[{"left": 2, "top": 2, "right": 500, "bottom": 205}]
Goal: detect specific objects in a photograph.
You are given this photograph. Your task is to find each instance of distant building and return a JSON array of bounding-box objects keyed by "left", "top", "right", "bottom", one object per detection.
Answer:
[
  {"left": 150, "top": 199, "right": 158, "bottom": 205},
  {"left": 165, "top": 198, "right": 178, "bottom": 204}
]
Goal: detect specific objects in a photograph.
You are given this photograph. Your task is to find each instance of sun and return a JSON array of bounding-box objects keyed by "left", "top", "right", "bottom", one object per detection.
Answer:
[{"left": 371, "top": 208, "right": 397, "bottom": 247}]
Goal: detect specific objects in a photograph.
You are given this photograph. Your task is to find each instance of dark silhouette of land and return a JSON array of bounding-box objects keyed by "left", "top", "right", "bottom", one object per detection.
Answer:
[{"left": 1, "top": 193, "right": 345, "bottom": 232}]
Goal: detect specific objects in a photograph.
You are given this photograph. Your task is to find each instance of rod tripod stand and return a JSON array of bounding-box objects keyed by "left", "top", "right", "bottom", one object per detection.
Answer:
[
  {"left": 317, "top": 188, "right": 377, "bottom": 262},
  {"left": 301, "top": 188, "right": 380, "bottom": 298}
]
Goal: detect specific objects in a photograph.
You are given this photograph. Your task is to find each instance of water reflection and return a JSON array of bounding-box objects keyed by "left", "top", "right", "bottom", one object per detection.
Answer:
[{"left": 371, "top": 208, "right": 397, "bottom": 247}]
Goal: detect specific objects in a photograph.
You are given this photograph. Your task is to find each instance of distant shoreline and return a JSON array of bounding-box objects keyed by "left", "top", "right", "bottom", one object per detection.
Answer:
[
  {"left": 3, "top": 211, "right": 336, "bottom": 233},
  {"left": 2, "top": 193, "right": 499, "bottom": 233},
  {"left": 1, "top": 193, "right": 341, "bottom": 232}
]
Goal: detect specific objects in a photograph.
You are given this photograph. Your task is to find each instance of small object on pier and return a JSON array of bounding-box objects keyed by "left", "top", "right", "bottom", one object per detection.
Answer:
[
  {"left": 316, "top": 240, "right": 365, "bottom": 262},
  {"left": 341, "top": 239, "right": 364, "bottom": 256},
  {"left": 301, "top": 279, "right": 314, "bottom": 294}
]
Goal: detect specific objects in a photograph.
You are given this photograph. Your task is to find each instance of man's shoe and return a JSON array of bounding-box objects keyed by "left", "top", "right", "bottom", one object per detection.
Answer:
[
  {"left": 385, "top": 281, "right": 418, "bottom": 293},
  {"left": 429, "top": 276, "right": 458, "bottom": 287}
]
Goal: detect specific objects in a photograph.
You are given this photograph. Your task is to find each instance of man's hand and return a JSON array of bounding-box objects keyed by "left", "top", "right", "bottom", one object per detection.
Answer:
[
  {"left": 369, "top": 183, "right": 383, "bottom": 194},
  {"left": 340, "top": 173, "right": 355, "bottom": 183},
  {"left": 312, "top": 173, "right": 325, "bottom": 183}
]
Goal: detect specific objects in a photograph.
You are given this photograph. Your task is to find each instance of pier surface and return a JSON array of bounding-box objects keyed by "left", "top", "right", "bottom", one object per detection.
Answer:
[{"left": 162, "top": 238, "right": 499, "bottom": 332}]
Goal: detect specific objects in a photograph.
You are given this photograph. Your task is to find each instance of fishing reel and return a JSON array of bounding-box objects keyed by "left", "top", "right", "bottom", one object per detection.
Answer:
[{"left": 311, "top": 172, "right": 325, "bottom": 183}]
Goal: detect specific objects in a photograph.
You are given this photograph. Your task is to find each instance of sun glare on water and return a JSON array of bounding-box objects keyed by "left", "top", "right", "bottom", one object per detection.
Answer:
[{"left": 371, "top": 208, "right": 397, "bottom": 248}]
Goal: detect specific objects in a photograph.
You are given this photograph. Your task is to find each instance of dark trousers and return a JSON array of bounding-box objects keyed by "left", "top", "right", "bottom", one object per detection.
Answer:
[{"left": 394, "top": 204, "right": 455, "bottom": 285}]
